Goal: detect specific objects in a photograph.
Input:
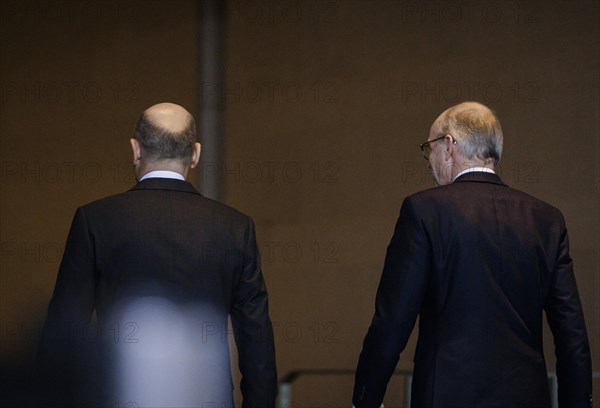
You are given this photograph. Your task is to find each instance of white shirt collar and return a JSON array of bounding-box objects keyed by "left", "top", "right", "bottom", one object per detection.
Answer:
[
  {"left": 453, "top": 166, "right": 495, "bottom": 182},
  {"left": 140, "top": 170, "right": 185, "bottom": 181}
]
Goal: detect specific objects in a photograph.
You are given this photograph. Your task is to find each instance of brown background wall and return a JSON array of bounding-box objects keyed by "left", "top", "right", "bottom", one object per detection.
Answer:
[{"left": 1, "top": 0, "right": 598, "bottom": 405}]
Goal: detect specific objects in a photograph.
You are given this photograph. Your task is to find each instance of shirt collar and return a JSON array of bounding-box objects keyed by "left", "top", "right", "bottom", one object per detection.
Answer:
[
  {"left": 453, "top": 166, "right": 495, "bottom": 182},
  {"left": 140, "top": 170, "right": 185, "bottom": 181}
]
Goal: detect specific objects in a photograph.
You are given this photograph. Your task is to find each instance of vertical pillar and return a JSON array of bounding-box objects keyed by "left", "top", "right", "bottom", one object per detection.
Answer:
[{"left": 197, "top": 0, "right": 226, "bottom": 201}]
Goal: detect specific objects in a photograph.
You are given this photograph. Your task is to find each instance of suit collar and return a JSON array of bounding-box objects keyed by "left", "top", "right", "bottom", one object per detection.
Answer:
[
  {"left": 453, "top": 171, "right": 506, "bottom": 186},
  {"left": 129, "top": 177, "right": 201, "bottom": 195}
]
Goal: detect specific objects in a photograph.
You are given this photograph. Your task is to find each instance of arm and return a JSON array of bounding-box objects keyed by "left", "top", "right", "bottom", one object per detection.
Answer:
[
  {"left": 39, "top": 207, "right": 96, "bottom": 356},
  {"left": 353, "top": 198, "right": 431, "bottom": 408},
  {"left": 544, "top": 216, "right": 592, "bottom": 408},
  {"left": 230, "top": 217, "right": 277, "bottom": 408},
  {"left": 36, "top": 207, "right": 96, "bottom": 404}
]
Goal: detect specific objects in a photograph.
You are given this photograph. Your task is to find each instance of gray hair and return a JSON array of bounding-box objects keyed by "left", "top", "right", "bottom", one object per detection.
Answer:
[
  {"left": 134, "top": 113, "right": 196, "bottom": 162},
  {"left": 439, "top": 102, "right": 503, "bottom": 164}
]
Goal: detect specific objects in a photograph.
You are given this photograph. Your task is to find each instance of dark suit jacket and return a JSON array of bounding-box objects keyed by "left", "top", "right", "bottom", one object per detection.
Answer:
[
  {"left": 39, "top": 178, "right": 276, "bottom": 408},
  {"left": 353, "top": 172, "right": 592, "bottom": 408}
]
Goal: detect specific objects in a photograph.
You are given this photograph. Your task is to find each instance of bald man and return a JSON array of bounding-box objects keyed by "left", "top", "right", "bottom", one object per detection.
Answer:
[
  {"left": 352, "top": 102, "right": 592, "bottom": 407},
  {"left": 38, "top": 103, "right": 277, "bottom": 408}
]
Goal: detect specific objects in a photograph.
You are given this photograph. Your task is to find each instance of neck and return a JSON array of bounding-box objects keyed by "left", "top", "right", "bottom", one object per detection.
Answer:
[
  {"left": 451, "top": 159, "right": 494, "bottom": 180},
  {"left": 137, "top": 161, "right": 188, "bottom": 180}
]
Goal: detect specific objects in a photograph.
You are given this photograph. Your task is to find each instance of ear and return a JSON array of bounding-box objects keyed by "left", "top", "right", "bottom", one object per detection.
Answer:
[
  {"left": 190, "top": 143, "right": 202, "bottom": 169},
  {"left": 130, "top": 138, "right": 142, "bottom": 163},
  {"left": 443, "top": 134, "right": 455, "bottom": 161}
]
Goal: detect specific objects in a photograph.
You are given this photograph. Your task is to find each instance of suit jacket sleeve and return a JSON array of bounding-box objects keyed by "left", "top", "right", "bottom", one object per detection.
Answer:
[
  {"left": 36, "top": 207, "right": 96, "bottom": 406},
  {"left": 544, "top": 214, "right": 593, "bottom": 408},
  {"left": 38, "top": 207, "right": 96, "bottom": 360},
  {"left": 353, "top": 197, "right": 431, "bottom": 408},
  {"left": 230, "top": 216, "right": 277, "bottom": 408}
]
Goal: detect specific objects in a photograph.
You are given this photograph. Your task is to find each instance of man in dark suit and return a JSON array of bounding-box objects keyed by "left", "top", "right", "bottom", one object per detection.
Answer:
[
  {"left": 352, "top": 102, "right": 592, "bottom": 408},
  {"left": 39, "top": 103, "right": 277, "bottom": 408}
]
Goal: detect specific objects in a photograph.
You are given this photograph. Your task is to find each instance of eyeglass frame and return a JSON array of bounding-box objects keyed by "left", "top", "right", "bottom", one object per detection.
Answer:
[{"left": 419, "top": 134, "right": 456, "bottom": 160}]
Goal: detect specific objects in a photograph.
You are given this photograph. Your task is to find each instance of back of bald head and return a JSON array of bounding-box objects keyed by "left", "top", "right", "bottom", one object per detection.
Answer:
[
  {"left": 134, "top": 103, "right": 197, "bottom": 162},
  {"left": 438, "top": 101, "right": 503, "bottom": 164}
]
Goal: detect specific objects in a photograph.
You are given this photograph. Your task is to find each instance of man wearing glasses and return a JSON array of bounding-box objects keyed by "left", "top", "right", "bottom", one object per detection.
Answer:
[{"left": 352, "top": 102, "right": 592, "bottom": 407}]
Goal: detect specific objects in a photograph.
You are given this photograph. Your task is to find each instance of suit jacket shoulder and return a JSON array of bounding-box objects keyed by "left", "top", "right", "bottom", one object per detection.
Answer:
[
  {"left": 405, "top": 172, "right": 564, "bottom": 223},
  {"left": 82, "top": 178, "right": 250, "bottom": 221}
]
